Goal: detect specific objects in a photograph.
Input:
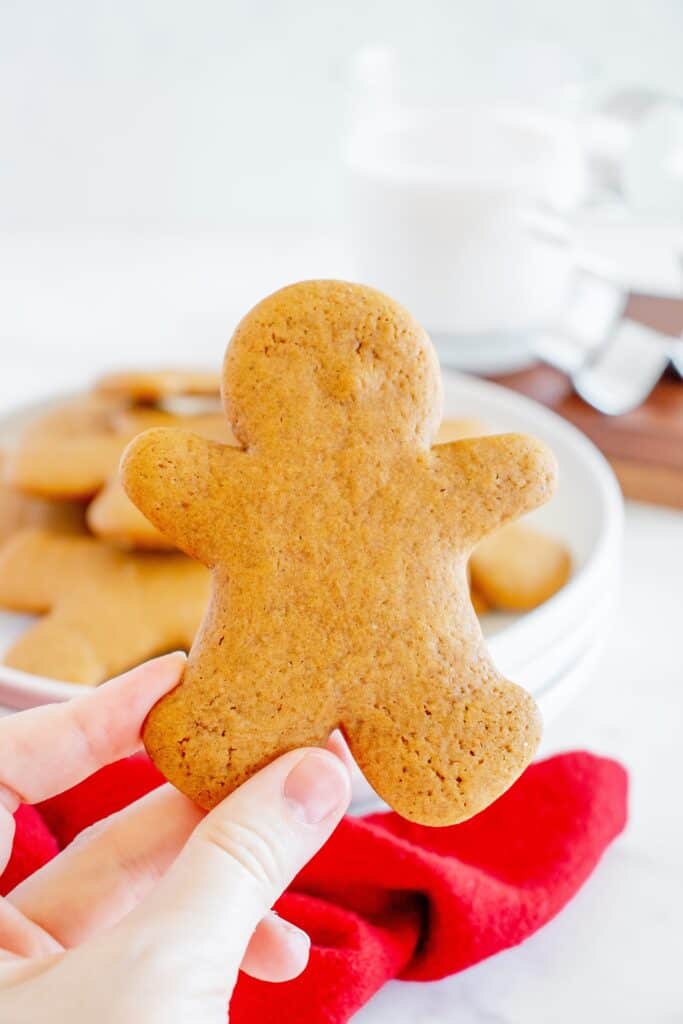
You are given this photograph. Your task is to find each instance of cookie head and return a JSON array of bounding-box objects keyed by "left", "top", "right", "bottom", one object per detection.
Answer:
[{"left": 223, "top": 280, "right": 442, "bottom": 451}]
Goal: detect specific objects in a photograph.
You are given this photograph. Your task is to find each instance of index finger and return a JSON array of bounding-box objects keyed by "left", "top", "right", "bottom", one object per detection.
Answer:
[{"left": 0, "top": 652, "right": 185, "bottom": 810}]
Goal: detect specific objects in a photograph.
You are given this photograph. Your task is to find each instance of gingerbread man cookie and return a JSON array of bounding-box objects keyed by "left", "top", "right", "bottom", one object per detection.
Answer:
[
  {"left": 122, "top": 280, "right": 557, "bottom": 825},
  {"left": 0, "top": 529, "right": 209, "bottom": 684},
  {"left": 6, "top": 396, "right": 233, "bottom": 550}
]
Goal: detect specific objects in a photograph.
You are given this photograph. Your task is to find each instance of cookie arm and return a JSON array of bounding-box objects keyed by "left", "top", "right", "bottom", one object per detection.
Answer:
[
  {"left": 120, "top": 428, "right": 238, "bottom": 565},
  {"left": 431, "top": 433, "right": 558, "bottom": 548},
  {"left": 87, "top": 476, "right": 175, "bottom": 551}
]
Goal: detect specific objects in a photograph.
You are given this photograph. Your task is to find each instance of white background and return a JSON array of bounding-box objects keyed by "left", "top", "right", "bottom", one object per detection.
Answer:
[
  {"left": 1, "top": 0, "right": 683, "bottom": 235},
  {"left": 2, "top": 0, "right": 683, "bottom": 374}
]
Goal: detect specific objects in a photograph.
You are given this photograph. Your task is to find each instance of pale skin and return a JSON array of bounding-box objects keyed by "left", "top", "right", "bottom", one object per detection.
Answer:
[{"left": 0, "top": 653, "right": 351, "bottom": 1023}]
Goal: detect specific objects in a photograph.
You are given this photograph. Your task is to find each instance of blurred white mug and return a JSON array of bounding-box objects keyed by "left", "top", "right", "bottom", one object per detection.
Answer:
[{"left": 344, "top": 48, "right": 589, "bottom": 371}]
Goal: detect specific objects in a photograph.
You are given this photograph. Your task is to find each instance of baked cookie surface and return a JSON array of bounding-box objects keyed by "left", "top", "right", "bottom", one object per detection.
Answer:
[
  {"left": 6, "top": 395, "right": 234, "bottom": 550},
  {"left": 122, "top": 280, "right": 557, "bottom": 825},
  {"left": 0, "top": 453, "right": 86, "bottom": 543},
  {"left": 0, "top": 529, "right": 209, "bottom": 684},
  {"left": 470, "top": 522, "right": 572, "bottom": 611},
  {"left": 6, "top": 396, "right": 127, "bottom": 500}
]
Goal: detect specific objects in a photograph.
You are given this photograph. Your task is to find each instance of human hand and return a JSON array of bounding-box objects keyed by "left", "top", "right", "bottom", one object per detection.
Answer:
[{"left": 0, "top": 653, "right": 351, "bottom": 1023}]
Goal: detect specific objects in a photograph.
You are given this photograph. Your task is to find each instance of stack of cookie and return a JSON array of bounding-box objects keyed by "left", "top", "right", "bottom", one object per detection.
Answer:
[
  {"left": 0, "top": 371, "right": 232, "bottom": 684},
  {"left": 0, "top": 374, "right": 571, "bottom": 688}
]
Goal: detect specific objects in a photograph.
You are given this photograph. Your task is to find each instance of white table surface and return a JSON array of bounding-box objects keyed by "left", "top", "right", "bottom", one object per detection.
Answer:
[{"left": 1, "top": 232, "right": 681, "bottom": 1022}]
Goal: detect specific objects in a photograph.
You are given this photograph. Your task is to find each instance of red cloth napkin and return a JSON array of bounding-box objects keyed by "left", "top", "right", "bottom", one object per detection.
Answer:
[{"left": 1, "top": 751, "right": 627, "bottom": 1023}]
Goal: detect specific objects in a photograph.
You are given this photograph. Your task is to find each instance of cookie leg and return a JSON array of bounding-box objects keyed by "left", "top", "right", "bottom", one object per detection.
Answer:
[
  {"left": 142, "top": 654, "right": 337, "bottom": 809},
  {"left": 343, "top": 673, "right": 541, "bottom": 826}
]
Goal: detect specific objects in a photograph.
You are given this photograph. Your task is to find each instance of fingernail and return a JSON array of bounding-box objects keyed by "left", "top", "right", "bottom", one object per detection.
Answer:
[
  {"left": 284, "top": 751, "right": 348, "bottom": 824},
  {"left": 146, "top": 651, "right": 187, "bottom": 669},
  {"left": 278, "top": 918, "right": 311, "bottom": 956}
]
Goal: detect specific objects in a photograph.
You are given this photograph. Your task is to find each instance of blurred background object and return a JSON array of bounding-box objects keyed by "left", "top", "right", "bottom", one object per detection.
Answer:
[
  {"left": 343, "top": 45, "right": 682, "bottom": 386},
  {"left": 1, "top": 1, "right": 681, "bottom": 505},
  {"left": 0, "top": 4, "right": 679, "bottom": 360},
  {"left": 344, "top": 41, "right": 590, "bottom": 371}
]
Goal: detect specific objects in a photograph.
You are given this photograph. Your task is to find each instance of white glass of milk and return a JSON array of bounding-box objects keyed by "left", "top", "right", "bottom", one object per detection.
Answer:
[{"left": 344, "top": 46, "right": 590, "bottom": 372}]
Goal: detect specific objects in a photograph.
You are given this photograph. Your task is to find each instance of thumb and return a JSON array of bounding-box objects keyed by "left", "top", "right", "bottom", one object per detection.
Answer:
[{"left": 113, "top": 748, "right": 350, "bottom": 1002}]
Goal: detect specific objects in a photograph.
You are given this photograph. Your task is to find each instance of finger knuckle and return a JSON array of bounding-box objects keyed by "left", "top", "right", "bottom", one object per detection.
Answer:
[{"left": 199, "top": 817, "right": 287, "bottom": 892}]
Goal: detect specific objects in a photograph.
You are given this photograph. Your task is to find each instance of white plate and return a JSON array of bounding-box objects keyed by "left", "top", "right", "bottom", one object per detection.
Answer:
[
  {"left": 440, "top": 372, "right": 624, "bottom": 675},
  {"left": 0, "top": 375, "right": 622, "bottom": 708}
]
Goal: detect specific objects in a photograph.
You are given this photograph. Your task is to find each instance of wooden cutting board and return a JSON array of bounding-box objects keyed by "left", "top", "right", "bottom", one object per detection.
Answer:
[{"left": 489, "top": 294, "right": 683, "bottom": 510}]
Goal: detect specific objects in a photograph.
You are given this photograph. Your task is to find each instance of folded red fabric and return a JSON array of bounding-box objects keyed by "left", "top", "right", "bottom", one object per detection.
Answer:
[{"left": 1, "top": 751, "right": 627, "bottom": 1023}]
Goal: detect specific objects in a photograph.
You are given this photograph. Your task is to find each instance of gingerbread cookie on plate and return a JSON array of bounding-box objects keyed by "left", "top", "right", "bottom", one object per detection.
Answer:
[
  {"left": 5, "top": 396, "right": 127, "bottom": 501},
  {"left": 0, "top": 529, "right": 209, "bottom": 685},
  {"left": 470, "top": 522, "right": 572, "bottom": 612},
  {"left": 6, "top": 395, "right": 233, "bottom": 550},
  {"left": 0, "top": 453, "right": 86, "bottom": 543}
]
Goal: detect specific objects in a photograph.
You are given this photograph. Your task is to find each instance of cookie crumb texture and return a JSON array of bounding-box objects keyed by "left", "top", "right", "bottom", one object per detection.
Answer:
[{"left": 122, "top": 280, "right": 555, "bottom": 825}]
